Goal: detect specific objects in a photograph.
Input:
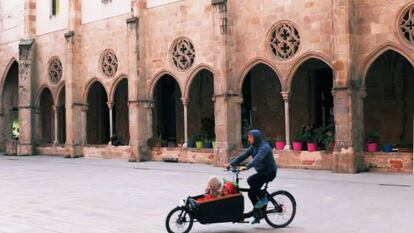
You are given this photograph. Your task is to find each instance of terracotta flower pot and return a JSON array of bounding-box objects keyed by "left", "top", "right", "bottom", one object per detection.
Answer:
[
  {"left": 366, "top": 143, "right": 378, "bottom": 152},
  {"left": 275, "top": 141, "right": 286, "bottom": 150},
  {"left": 292, "top": 142, "right": 303, "bottom": 151},
  {"left": 307, "top": 143, "right": 317, "bottom": 152}
]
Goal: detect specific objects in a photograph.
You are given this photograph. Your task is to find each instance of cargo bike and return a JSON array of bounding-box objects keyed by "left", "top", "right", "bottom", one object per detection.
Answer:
[{"left": 165, "top": 166, "right": 296, "bottom": 233}]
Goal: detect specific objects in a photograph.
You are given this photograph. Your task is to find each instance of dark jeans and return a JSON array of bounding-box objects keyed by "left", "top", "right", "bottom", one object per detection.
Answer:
[{"left": 247, "top": 171, "right": 276, "bottom": 206}]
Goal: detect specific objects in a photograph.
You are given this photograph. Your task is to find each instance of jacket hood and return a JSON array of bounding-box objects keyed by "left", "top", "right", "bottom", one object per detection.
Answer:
[{"left": 248, "top": 129, "right": 263, "bottom": 147}]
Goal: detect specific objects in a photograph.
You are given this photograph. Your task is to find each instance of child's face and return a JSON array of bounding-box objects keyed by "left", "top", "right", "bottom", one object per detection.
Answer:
[{"left": 223, "top": 188, "right": 229, "bottom": 195}]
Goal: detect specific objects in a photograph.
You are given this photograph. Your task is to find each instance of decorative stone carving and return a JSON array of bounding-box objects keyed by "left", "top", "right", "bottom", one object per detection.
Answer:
[
  {"left": 48, "top": 57, "right": 63, "bottom": 84},
  {"left": 171, "top": 38, "right": 195, "bottom": 71},
  {"left": 269, "top": 22, "right": 300, "bottom": 60},
  {"left": 100, "top": 49, "right": 118, "bottom": 78},
  {"left": 399, "top": 4, "right": 414, "bottom": 44}
]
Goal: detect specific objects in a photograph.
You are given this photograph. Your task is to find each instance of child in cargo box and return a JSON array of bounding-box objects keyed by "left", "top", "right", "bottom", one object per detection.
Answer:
[{"left": 196, "top": 177, "right": 237, "bottom": 203}]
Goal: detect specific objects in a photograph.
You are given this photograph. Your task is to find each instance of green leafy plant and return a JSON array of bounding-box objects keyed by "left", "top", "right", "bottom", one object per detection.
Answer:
[
  {"left": 313, "top": 120, "right": 335, "bottom": 150},
  {"left": 146, "top": 137, "right": 157, "bottom": 149},
  {"left": 303, "top": 129, "right": 315, "bottom": 143},
  {"left": 12, "top": 118, "right": 19, "bottom": 139},
  {"left": 192, "top": 132, "right": 205, "bottom": 142},
  {"left": 293, "top": 127, "right": 306, "bottom": 142},
  {"left": 366, "top": 131, "right": 380, "bottom": 143},
  {"left": 275, "top": 135, "right": 285, "bottom": 142},
  {"left": 201, "top": 117, "right": 215, "bottom": 140}
]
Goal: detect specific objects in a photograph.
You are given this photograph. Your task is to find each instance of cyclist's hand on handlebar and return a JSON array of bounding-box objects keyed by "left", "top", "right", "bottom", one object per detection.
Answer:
[
  {"left": 224, "top": 163, "right": 231, "bottom": 170},
  {"left": 239, "top": 166, "right": 247, "bottom": 171}
]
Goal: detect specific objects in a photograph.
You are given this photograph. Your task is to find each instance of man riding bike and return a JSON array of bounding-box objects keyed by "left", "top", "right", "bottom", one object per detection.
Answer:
[{"left": 225, "top": 129, "right": 277, "bottom": 224}]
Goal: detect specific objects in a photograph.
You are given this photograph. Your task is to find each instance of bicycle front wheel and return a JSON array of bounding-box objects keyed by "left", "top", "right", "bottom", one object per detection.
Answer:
[
  {"left": 165, "top": 206, "right": 194, "bottom": 233},
  {"left": 264, "top": 190, "right": 296, "bottom": 228}
]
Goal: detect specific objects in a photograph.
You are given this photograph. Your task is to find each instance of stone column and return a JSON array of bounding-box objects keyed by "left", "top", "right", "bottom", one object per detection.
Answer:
[
  {"left": 126, "top": 16, "right": 140, "bottom": 161},
  {"left": 281, "top": 92, "right": 291, "bottom": 150},
  {"left": 64, "top": 31, "right": 84, "bottom": 158},
  {"left": 64, "top": 0, "right": 83, "bottom": 158},
  {"left": 127, "top": 12, "right": 151, "bottom": 161},
  {"left": 331, "top": 0, "right": 360, "bottom": 173},
  {"left": 53, "top": 105, "right": 58, "bottom": 145},
  {"left": 211, "top": 0, "right": 239, "bottom": 166},
  {"left": 181, "top": 98, "right": 189, "bottom": 147},
  {"left": 107, "top": 102, "right": 114, "bottom": 141},
  {"left": 81, "top": 104, "right": 88, "bottom": 146},
  {"left": 17, "top": 39, "right": 34, "bottom": 156}
]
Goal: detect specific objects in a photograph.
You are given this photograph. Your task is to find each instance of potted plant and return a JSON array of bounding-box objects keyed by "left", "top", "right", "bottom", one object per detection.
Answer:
[
  {"left": 187, "top": 139, "right": 195, "bottom": 148},
  {"left": 395, "top": 138, "right": 413, "bottom": 152},
  {"left": 168, "top": 140, "right": 177, "bottom": 147},
  {"left": 304, "top": 127, "right": 317, "bottom": 152},
  {"left": 323, "top": 121, "right": 335, "bottom": 151},
  {"left": 274, "top": 135, "right": 286, "bottom": 150},
  {"left": 366, "top": 131, "right": 379, "bottom": 152},
  {"left": 177, "top": 139, "right": 184, "bottom": 148},
  {"left": 154, "top": 135, "right": 162, "bottom": 147},
  {"left": 322, "top": 130, "right": 335, "bottom": 151},
  {"left": 293, "top": 128, "right": 305, "bottom": 151},
  {"left": 212, "top": 140, "right": 217, "bottom": 149},
  {"left": 383, "top": 143, "right": 393, "bottom": 153},
  {"left": 204, "top": 139, "right": 213, "bottom": 148},
  {"left": 161, "top": 139, "right": 168, "bottom": 147},
  {"left": 193, "top": 132, "right": 205, "bottom": 149}
]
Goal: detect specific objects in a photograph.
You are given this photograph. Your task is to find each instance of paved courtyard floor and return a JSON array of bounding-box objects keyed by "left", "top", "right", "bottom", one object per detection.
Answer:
[{"left": 0, "top": 155, "right": 413, "bottom": 233}]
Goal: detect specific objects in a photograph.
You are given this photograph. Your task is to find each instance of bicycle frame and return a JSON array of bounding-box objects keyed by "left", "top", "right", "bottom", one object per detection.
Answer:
[{"left": 229, "top": 168, "right": 282, "bottom": 215}]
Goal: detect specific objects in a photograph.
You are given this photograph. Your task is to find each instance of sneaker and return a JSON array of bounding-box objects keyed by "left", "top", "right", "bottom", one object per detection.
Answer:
[
  {"left": 250, "top": 217, "right": 260, "bottom": 224},
  {"left": 254, "top": 197, "right": 268, "bottom": 209}
]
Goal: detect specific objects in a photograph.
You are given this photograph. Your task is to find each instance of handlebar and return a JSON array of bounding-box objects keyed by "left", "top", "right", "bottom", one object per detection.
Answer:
[{"left": 225, "top": 166, "right": 242, "bottom": 173}]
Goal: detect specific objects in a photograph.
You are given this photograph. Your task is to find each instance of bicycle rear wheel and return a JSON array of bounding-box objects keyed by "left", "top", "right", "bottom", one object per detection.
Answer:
[{"left": 264, "top": 190, "right": 296, "bottom": 228}]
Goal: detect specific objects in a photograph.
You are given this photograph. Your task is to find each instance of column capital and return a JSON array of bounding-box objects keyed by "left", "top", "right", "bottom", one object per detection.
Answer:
[
  {"left": 281, "top": 91, "right": 290, "bottom": 101},
  {"left": 64, "top": 31, "right": 75, "bottom": 43},
  {"left": 214, "top": 92, "right": 240, "bottom": 102},
  {"left": 126, "top": 16, "right": 139, "bottom": 25},
  {"left": 52, "top": 105, "right": 57, "bottom": 111},
  {"left": 212, "top": 0, "right": 227, "bottom": 5},
  {"left": 81, "top": 104, "right": 88, "bottom": 112},
  {"left": 331, "top": 86, "right": 352, "bottom": 97},
  {"left": 107, "top": 102, "right": 114, "bottom": 109},
  {"left": 359, "top": 88, "right": 367, "bottom": 99},
  {"left": 181, "top": 98, "right": 189, "bottom": 106},
  {"left": 19, "top": 39, "right": 34, "bottom": 48},
  {"left": 129, "top": 99, "right": 154, "bottom": 109}
]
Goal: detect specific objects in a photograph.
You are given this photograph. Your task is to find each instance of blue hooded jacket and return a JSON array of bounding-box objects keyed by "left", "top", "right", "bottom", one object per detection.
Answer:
[{"left": 229, "top": 129, "right": 277, "bottom": 174}]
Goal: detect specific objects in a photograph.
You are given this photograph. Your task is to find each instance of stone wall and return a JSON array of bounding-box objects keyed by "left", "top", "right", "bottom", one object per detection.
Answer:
[
  {"left": 151, "top": 147, "right": 215, "bottom": 164},
  {"left": 36, "top": 145, "right": 70, "bottom": 156},
  {"left": 83, "top": 145, "right": 133, "bottom": 160},
  {"left": 363, "top": 152, "right": 413, "bottom": 173},
  {"left": 151, "top": 146, "right": 413, "bottom": 173}
]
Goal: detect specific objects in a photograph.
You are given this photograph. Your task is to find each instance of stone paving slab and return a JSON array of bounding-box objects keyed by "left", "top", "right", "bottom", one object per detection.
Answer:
[{"left": 0, "top": 155, "right": 413, "bottom": 233}]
